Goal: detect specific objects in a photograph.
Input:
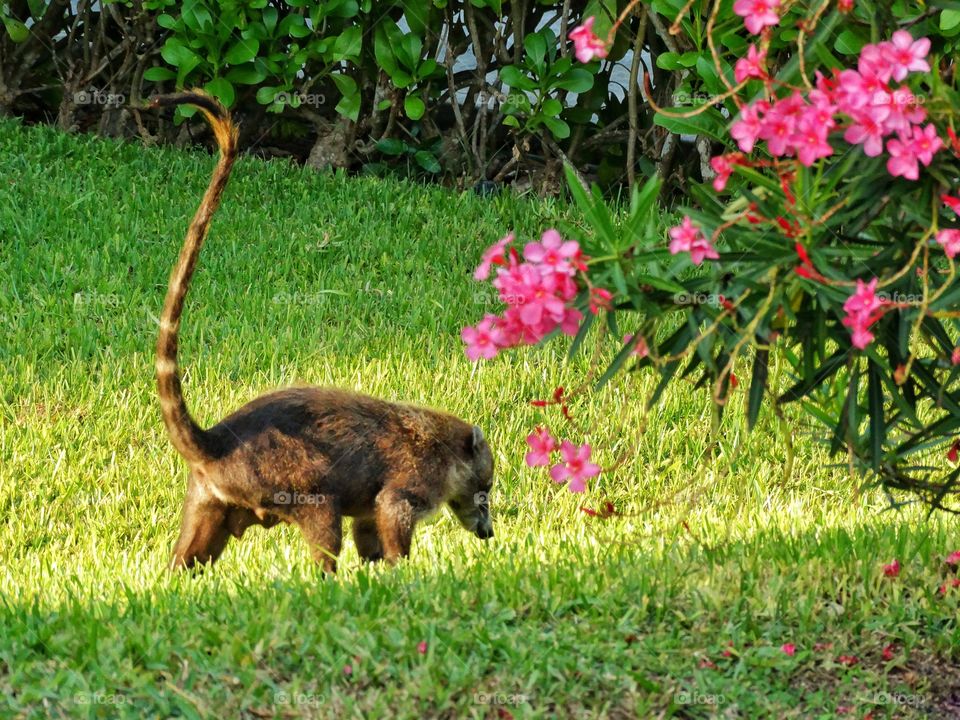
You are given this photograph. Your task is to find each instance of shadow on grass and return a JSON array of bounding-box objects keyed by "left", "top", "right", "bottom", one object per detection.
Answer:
[{"left": 2, "top": 521, "right": 959, "bottom": 719}]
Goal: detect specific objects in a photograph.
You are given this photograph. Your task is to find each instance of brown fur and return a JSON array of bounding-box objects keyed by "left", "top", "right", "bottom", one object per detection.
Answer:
[{"left": 149, "top": 91, "right": 494, "bottom": 573}]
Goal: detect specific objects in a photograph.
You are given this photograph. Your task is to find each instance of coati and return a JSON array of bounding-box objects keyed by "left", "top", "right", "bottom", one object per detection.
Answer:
[{"left": 148, "top": 91, "right": 494, "bottom": 573}]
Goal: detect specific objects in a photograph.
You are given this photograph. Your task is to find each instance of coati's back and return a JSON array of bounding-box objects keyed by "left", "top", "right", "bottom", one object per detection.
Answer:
[{"left": 204, "top": 386, "right": 483, "bottom": 518}]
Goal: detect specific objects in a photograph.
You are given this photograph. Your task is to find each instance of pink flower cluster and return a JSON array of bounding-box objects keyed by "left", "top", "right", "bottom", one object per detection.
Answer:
[
  {"left": 938, "top": 229, "right": 960, "bottom": 259},
  {"left": 668, "top": 216, "right": 719, "bottom": 265},
  {"left": 568, "top": 17, "right": 608, "bottom": 63},
  {"left": 526, "top": 427, "right": 600, "bottom": 493},
  {"left": 842, "top": 278, "right": 887, "bottom": 350},
  {"left": 462, "top": 230, "right": 585, "bottom": 361},
  {"left": 729, "top": 31, "right": 941, "bottom": 178},
  {"left": 733, "top": 0, "right": 780, "bottom": 35}
]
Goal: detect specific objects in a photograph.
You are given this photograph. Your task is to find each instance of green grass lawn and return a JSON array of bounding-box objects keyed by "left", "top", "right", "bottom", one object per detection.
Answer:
[{"left": 1, "top": 118, "right": 959, "bottom": 719}]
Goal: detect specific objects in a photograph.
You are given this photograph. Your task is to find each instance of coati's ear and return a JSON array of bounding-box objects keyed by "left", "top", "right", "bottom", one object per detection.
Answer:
[{"left": 470, "top": 425, "right": 486, "bottom": 453}]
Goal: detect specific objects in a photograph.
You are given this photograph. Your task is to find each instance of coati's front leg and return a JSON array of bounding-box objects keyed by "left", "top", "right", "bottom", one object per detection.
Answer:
[
  {"left": 352, "top": 517, "right": 384, "bottom": 563},
  {"left": 375, "top": 488, "right": 431, "bottom": 564},
  {"left": 170, "top": 477, "right": 232, "bottom": 570},
  {"left": 292, "top": 500, "right": 342, "bottom": 573}
]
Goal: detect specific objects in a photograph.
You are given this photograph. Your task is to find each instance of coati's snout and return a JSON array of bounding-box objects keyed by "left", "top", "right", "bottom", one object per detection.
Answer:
[{"left": 449, "top": 426, "right": 495, "bottom": 540}]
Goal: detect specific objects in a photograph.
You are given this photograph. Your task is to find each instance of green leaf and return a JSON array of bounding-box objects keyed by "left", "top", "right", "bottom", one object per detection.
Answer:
[
  {"left": 3, "top": 14, "right": 30, "bottom": 41},
  {"left": 834, "top": 29, "right": 866, "bottom": 55},
  {"left": 941, "top": 9, "right": 960, "bottom": 30},
  {"left": 413, "top": 150, "right": 441, "bottom": 173},
  {"left": 333, "top": 26, "right": 362, "bottom": 60},
  {"left": 226, "top": 64, "right": 268, "bottom": 85},
  {"left": 552, "top": 68, "right": 594, "bottom": 93},
  {"left": 653, "top": 108, "right": 727, "bottom": 143},
  {"left": 540, "top": 98, "right": 563, "bottom": 117},
  {"left": 224, "top": 39, "right": 259, "bottom": 65},
  {"left": 404, "top": 95, "right": 425, "bottom": 120},
  {"left": 376, "top": 138, "right": 407, "bottom": 155},
  {"left": 500, "top": 65, "right": 537, "bottom": 91},
  {"left": 143, "top": 67, "right": 178, "bottom": 82},
  {"left": 747, "top": 350, "right": 768, "bottom": 431},
  {"left": 541, "top": 116, "right": 570, "bottom": 139},
  {"left": 204, "top": 78, "right": 235, "bottom": 107},
  {"left": 262, "top": 6, "right": 278, "bottom": 33},
  {"left": 523, "top": 30, "right": 547, "bottom": 72},
  {"left": 331, "top": 73, "right": 359, "bottom": 121}
]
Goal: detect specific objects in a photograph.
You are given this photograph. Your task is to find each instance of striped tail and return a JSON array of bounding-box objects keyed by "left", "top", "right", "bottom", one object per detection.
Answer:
[{"left": 151, "top": 91, "right": 238, "bottom": 463}]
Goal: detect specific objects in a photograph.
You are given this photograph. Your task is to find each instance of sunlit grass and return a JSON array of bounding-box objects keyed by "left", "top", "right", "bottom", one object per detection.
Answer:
[{"left": 1, "top": 118, "right": 958, "bottom": 718}]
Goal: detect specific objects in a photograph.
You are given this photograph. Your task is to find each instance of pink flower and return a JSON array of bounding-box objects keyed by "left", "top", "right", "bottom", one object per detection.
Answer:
[
  {"left": 525, "top": 427, "right": 558, "bottom": 467},
  {"left": 887, "top": 125, "right": 941, "bottom": 181},
  {"left": 937, "top": 229, "right": 960, "bottom": 259},
  {"left": 623, "top": 333, "right": 649, "bottom": 358},
  {"left": 710, "top": 153, "right": 743, "bottom": 191},
  {"left": 946, "top": 549, "right": 960, "bottom": 565},
  {"left": 886, "top": 133, "right": 920, "bottom": 180},
  {"left": 668, "top": 216, "right": 719, "bottom": 265},
  {"left": 731, "top": 102, "right": 765, "bottom": 153},
  {"left": 794, "top": 117, "right": 834, "bottom": 166},
  {"left": 523, "top": 229, "right": 580, "bottom": 276},
  {"left": 885, "top": 30, "right": 931, "bottom": 82},
  {"left": 549, "top": 441, "right": 601, "bottom": 493},
  {"left": 569, "top": 17, "right": 608, "bottom": 63},
  {"left": 883, "top": 559, "right": 901, "bottom": 577},
  {"left": 461, "top": 315, "right": 501, "bottom": 361},
  {"left": 343, "top": 664, "right": 353, "bottom": 676},
  {"left": 474, "top": 233, "right": 513, "bottom": 281},
  {"left": 734, "top": 44, "right": 767, "bottom": 83},
  {"left": 842, "top": 278, "right": 885, "bottom": 350},
  {"left": 882, "top": 644, "right": 896, "bottom": 661},
  {"left": 942, "top": 194, "right": 960, "bottom": 216},
  {"left": 417, "top": 641, "right": 428, "bottom": 654},
  {"left": 843, "top": 106, "right": 889, "bottom": 157},
  {"left": 589, "top": 287, "right": 613, "bottom": 314},
  {"left": 837, "top": 655, "right": 859, "bottom": 667},
  {"left": 912, "top": 124, "right": 943, "bottom": 166},
  {"left": 733, "top": 0, "right": 780, "bottom": 35},
  {"left": 952, "top": 347, "right": 960, "bottom": 366},
  {"left": 781, "top": 643, "right": 797, "bottom": 656}
]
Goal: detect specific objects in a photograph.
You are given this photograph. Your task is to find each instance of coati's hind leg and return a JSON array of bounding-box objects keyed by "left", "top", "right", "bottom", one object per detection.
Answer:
[
  {"left": 291, "top": 500, "right": 342, "bottom": 573},
  {"left": 375, "top": 488, "right": 430, "bottom": 564},
  {"left": 352, "top": 517, "right": 383, "bottom": 563},
  {"left": 169, "top": 477, "right": 232, "bottom": 571}
]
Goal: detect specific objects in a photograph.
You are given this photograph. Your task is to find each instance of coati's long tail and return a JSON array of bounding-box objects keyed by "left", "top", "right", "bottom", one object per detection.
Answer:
[{"left": 150, "top": 91, "right": 238, "bottom": 463}]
